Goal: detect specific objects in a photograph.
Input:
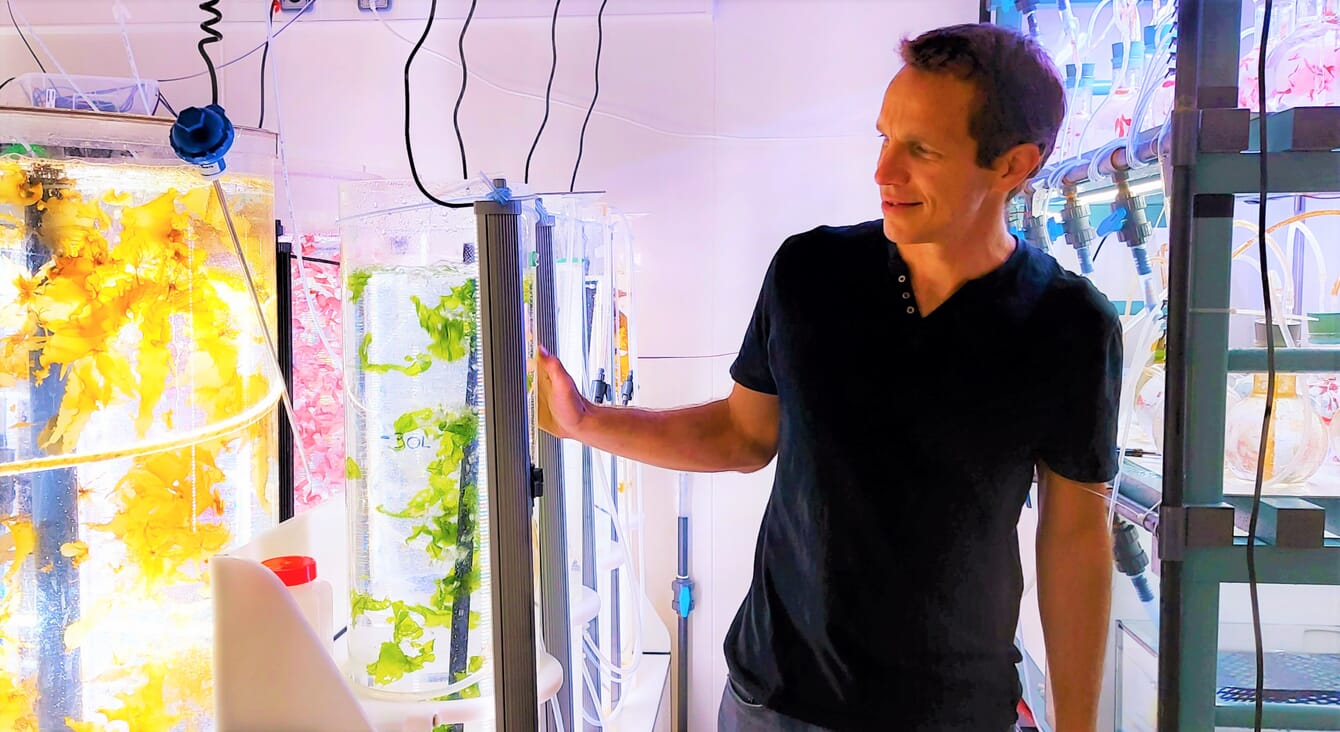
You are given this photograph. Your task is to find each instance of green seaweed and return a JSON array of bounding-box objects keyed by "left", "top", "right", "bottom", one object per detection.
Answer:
[
  {"left": 351, "top": 591, "right": 390, "bottom": 619},
  {"left": 358, "top": 333, "right": 433, "bottom": 376},
  {"left": 354, "top": 595, "right": 452, "bottom": 684},
  {"left": 412, "top": 280, "right": 477, "bottom": 363},
  {"left": 367, "top": 638, "right": 436, "bottom": 686},
  {"left": 348, "top": 270, "right": 373, "bottom": 304},
  {"left": 353, "top": 275, "right": 485, "bottom": 689}
]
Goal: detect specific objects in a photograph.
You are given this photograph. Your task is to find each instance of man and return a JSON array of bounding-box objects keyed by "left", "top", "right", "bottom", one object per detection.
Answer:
[{"left": 537, "top": 22, "right": 1120, "bottom": 732}]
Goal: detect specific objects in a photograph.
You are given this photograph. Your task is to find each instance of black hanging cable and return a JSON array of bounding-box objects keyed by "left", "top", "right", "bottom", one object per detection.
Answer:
[
  {"left": 1092, "top": 233, "right": 1111, "bottom": 262},
  {"left": 199, "top": 0, "right": 224, "bottom": 105},
  {"left": 6, "top": 0, "right": 45, "bottom": 73},
  {"left": 157, "top": 90, "right": 178, "bottom": 117},
  {"left": 1248, "top": 3, "right": 1274, "bottom": 731},
  {"left": 452, "top": 0, "right": 480, "bottom": 181},
  {"left": 570, "top": 0, "right": 609, "bottom": 193},
  {"left": 259, "top": 0, "right": 276, "bottom": 128},
  {"left": 0, "top": 76, "right": 14, "bottom": 93},
  {"left": 525, "top": 0, "right": 563, "bottom": 185},
  {"left": 404, "top": 0, "right": 471, "bottom": 208}
]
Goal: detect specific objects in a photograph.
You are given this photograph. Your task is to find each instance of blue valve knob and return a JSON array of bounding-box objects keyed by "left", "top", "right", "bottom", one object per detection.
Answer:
[
  {"left": 1046, "top": 218, "right": 1066, "bottom": 243},
  {"left": 671, "top": 577, "right": 695, "bottom": 618},
  {"left": 170, "top": 104, "right": 235, "bottom": 177},
  {"left": 1097, "top": 207, "right": 1128, "bottom": 237}
]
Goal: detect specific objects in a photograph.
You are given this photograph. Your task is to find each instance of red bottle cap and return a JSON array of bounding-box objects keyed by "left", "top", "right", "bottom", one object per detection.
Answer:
[{"left": 262, "top": 555, "right": 318, "bottom": 587}]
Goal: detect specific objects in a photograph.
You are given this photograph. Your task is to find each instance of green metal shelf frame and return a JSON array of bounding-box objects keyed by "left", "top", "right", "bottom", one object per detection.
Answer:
[{"left": 1160, "top": 0, "right": 1340, "bottom": 730}]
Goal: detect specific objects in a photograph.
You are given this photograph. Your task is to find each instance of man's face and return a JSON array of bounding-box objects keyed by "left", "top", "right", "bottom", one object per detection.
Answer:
[{"left": 874, "top": 67, "right": 1003, "bottom": 246}]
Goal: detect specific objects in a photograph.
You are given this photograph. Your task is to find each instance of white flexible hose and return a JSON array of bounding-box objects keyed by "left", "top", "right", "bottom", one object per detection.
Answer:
[
  {"left": 1083, "top": 0, "right": 1116, "bottom": 57},
  {"left": 1286, "top": 220, "right": 1328, "bottom": 311},
  {"left": 550, "top": 697, "right": 566, "bottom": 732},
  {"left": 581, "top": 664, "right": 614, "bottom": 727},
  {"left": 111, "top": 0, "right": 152, "bottom": 115}
]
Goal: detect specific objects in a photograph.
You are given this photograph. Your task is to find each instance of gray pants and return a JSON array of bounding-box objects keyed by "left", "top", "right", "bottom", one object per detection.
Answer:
[
  {"left": 717, "top": 677, "right": 1021, "bottom": 732},
  {"left": 718, "top": 677, "right": 833, "bottom": 731}
]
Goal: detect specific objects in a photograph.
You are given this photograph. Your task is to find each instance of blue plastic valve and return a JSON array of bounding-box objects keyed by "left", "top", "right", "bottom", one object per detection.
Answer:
[
  {"left": 170, "top": 104, "right": 235, "bottom": 176},
  {"left": 1097, "top": 207, "right": 1128, "bottom": 237},
  {"left": 678, "top": 585, "right": 693, "bottom": 618},
  {"left": 1045, "top": 218, "right": 1066, "bottom": 243}
]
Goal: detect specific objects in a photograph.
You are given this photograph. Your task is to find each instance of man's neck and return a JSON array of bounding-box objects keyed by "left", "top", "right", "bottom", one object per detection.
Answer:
[{"left": 897, "top": 223, "right": 1017, "bottom": 315}]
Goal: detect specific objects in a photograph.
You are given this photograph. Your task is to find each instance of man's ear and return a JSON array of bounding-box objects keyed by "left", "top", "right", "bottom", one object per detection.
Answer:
[{"left": 995, "top": 142, "right": 1043, "bottom": 196}]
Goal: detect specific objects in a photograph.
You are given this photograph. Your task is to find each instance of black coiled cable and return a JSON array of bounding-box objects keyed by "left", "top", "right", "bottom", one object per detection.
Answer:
[{"left": 199, "top": 0, "right": 223, "bottom": 105}]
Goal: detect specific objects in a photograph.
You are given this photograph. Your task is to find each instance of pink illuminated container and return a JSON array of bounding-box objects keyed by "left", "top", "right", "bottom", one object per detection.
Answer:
[
  {"left": 1264, "top": 1, "right": 1340, "bottom": 110},
  {"left": 290, "top": 234, "right": 345, "bottom": 512}
]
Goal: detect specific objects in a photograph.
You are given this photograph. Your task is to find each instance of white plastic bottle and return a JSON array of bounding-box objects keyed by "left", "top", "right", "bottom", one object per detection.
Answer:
[{"left": 262, "top": 555, "right": 334, "bottom": 657}]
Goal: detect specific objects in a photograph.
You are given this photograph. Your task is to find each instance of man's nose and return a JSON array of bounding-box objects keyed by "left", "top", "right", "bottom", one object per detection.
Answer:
[{"left": 874, "top": 145, "right": 908, "bottom": 186}]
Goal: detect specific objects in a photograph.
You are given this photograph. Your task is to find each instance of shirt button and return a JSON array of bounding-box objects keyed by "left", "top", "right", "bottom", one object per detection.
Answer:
[
  {"left": 898, "top": 275, "right": 907, "bottom": 283},
  {"left": 906, "top": 306, "right": 915, "bottom": 314},
  {"left": 902, "top": 292, "right": 911, "bottom": 299}
]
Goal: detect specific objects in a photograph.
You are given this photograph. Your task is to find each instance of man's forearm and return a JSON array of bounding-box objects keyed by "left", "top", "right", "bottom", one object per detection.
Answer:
[
  {"left": 1037, "top": 524, "right": 1112, "bottom": 732},
  {"left": 571, "top": 400, "right": 772, "bottom": 474}
]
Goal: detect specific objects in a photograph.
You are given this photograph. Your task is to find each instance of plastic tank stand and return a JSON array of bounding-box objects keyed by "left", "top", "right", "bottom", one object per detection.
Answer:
[
  {"left": 213, "top": 527, "right": 564, "bottom": 730},
  {"left": 213, "top": 555, "right": 376, "bottom": 731}
]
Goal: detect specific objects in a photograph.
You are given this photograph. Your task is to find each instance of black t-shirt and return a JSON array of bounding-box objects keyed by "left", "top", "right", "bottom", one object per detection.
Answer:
[{"left": 724, "top": 221, "right": 1122, "bottom": 731}]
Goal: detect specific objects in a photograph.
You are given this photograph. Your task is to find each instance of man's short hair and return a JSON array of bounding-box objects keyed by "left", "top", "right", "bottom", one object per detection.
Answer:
[{"left": 900, "top": 23, "right": 1066, "bottom": 174}]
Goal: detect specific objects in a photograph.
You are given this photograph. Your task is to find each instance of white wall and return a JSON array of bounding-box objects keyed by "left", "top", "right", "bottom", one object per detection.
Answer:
[{"left": 1, "top": 1, "right": 977, "bottom": 728}]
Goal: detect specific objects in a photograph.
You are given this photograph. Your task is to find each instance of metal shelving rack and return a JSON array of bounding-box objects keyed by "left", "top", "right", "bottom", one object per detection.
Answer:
[
  {"left": 988, "top": 0, "right": 1340, "bottom": 729},
  {"left": 1159, "top": 1, "right": 1339, "bottom": 729}
]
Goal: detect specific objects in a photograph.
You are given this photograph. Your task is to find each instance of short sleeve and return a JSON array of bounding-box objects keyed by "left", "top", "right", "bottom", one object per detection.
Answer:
[
  {"left": 1037, "top": 303, "right": 1123, "bottom": 483},
  {"left": 729, "top": 250, "right": 781, "bottom": 396}
]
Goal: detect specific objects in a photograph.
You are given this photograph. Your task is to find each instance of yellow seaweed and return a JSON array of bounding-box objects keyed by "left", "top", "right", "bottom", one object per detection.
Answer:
[
  {"left": 59, "top": 540, "right": 89, "bottom": 568},
  {"left": 0, "top": 165, "right": 42, "bottom": 207},
  {"left": 90, "top": 444, "right": 231, "bottom": 588},
  {"left": 1, "top": 171, "right": 272, "bottom": 454},
  {"left": 0, "top": 672, "right": 38, "bottom": 731},
  {"left": 65, "top": 649, "right": 213, "bottom": 732},
  {"left": 0, "top": 515, "right": 35, "bottom": 627}
]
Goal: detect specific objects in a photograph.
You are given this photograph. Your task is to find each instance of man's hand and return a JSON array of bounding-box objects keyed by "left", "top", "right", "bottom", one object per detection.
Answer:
[
  {"left": 533, "top": 345, "right": 778, "bottom": 473},
  {"left": 536, "top": 345, "right": 590, "bottom": 439}
]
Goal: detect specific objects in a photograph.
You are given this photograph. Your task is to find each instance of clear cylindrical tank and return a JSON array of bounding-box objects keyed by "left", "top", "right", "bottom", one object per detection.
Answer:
[
  {"left": 541, "top": 196, "right": 654, "bottom": 726},
  {"left": 0, "top": 107, "right": 279, "bottom": 730},
  {"left": 341, "top": 179, "right": 533, "bottom": 708}
]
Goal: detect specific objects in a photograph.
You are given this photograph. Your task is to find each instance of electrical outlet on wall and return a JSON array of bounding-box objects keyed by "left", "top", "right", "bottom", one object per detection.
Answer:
[
  {"left": 279, "top": 0, "right": 312, "bottom": 10},
  {"left": 357, "top": 0, "right": 390, "bottom": 9}
]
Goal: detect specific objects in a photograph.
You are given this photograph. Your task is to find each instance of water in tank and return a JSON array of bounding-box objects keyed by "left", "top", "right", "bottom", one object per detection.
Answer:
[{"left": 0, "top": 107, "right": 280, "bottom": 731}]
